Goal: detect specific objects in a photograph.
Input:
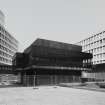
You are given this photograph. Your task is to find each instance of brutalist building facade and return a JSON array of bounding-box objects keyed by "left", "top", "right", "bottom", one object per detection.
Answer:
[
  {"left": 0, "top": 10, "right": 18, "bottom": 65},
  {"left": 0, "top": 10, "right": 19, "bottom": 84},
  {"left": 13, "top": 38, "right": 92, "bottom": 86},
  {"left": 76, "top": 31, "right": 105, "bottom": 81}
]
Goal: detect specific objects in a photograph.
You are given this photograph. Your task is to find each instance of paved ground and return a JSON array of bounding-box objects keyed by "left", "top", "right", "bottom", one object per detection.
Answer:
[{"left": 0, "top": 86, "right": 105, "bottom": 105}]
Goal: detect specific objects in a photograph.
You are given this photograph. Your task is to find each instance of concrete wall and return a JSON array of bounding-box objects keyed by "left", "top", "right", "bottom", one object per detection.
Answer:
[
  {"left": 22, "top": 74, "right": 81, "bottom": 86},
  {"left": 82, "top": 71, "right": 105, "bottom": 81}
]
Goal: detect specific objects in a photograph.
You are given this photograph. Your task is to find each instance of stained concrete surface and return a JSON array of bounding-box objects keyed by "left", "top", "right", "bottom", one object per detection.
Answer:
[{"left": 0, "top": 86, "right": 105, "bottom": 105}]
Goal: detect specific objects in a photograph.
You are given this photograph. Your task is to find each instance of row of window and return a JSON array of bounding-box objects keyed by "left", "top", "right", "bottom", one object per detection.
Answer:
[
  {"left": 79, "top": 31, "right": 105, "bottom": 45},
  {"left": 0, "top": 50, "right": 12, "bottom": 58},
  {"left": 77, "top": 31, "right": 105, "bottom": 64},
  {"left": 93, "top": 60, "right": 105, "bottom": 64},
  {"left": 94, "top": 53, "right": 105, "bottom": 59},
  {"left": 0, "top": 24, "right": 18, "bottom": 65},
  {"left": 85, "top": 46, "right": 105, "bottom": 54},
  {"left": 0, "top": 38, "right": 17, "bottom": 52},
  {"left": 0, "top": 44, "right": 14, "bottom": 55},
  {"left": 85, "top": 50, "right": 105, "bottom": 64},
  {"left": 0, "top": 25, "right": 18, "bottom": 44},
  {"left": 0, "top": 32, "right": 18, "bottom": 49},
  {"left": 83, "top": 59, "right": 92, "bottom": 63},
  {"left": 83, "top": 39, "right": 105, "bottom": 50},
  {"left": 0, "top": 66, "right": 12, "bottom": 70},
  {"left": 0, "top": 56, "right": 12, "bottom": 64}
]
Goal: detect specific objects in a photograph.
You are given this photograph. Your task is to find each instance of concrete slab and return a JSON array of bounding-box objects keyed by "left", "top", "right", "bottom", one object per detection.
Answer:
[{"left": 0, "top": 86, "right": 105, "bottom": 105}]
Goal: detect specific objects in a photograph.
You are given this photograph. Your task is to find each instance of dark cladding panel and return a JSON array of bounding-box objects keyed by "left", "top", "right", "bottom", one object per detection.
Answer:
[
  {"left": 24, "top": 38, "right": 82, "bottom": 53},
  {"left": 12, "top": 53, "right": 29, "bottom": 68},
  {"left": 13, "top": 38, "right": 93, "bottom": 86},
  {"left": 29, "top": 46, "right": 92, "bottom": 59},
  {"left": 92, "top": 63, "right": 105, "bottom": 72},
  {"left": 35, "top": 38, "right": 82, "bottom": 52},
  {"left": 24, "top": 45, "right": 33, "bottom": 54},
  {"left": 15, "top": 38, "right": 93, "bottom": 69}
]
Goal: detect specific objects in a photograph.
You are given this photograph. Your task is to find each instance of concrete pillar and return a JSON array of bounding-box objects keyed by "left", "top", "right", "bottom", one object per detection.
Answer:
[
  {"left": 73, "top": 75, "right": 75, "bottom": 82},
  {"left": 50, "top": 75, "right": 53, "bottom": 85},
  {"left": 24, "top": 72, "right": 27, "bottom": 86}
]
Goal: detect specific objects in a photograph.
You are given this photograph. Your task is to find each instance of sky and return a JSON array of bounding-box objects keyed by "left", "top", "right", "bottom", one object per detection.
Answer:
[{"left": 0, "top": 0, "right": 105, "bottom": 51}]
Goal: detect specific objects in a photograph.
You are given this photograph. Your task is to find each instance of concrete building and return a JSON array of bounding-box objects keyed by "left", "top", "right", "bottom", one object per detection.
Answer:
[
  {"left": 76, "top": 31, "right": 105, "bottom": 81},
  {"left": 13, "top": 38, "right": 92, "bottom": 86},
  {"left": 0, "top": 10, "right": 19, "bottom": 85},
  {"left": 76, "top": 30, "right": 105, "bottom": 65},
  {"left": 82, "top": 63, "right": 105, "bottom": 81},
  {"left": 0, "top": 10, "right": 18, "bottom": 65}
]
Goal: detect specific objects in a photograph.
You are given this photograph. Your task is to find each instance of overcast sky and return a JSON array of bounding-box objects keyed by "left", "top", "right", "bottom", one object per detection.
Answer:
[{"left": 0, "top": 0, "right": 105, "bottom": 51}]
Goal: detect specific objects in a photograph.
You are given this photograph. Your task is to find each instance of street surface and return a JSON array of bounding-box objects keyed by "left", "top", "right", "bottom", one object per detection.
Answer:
[{"left": 0, "top": 86, "right": 105, "bottom": 105}]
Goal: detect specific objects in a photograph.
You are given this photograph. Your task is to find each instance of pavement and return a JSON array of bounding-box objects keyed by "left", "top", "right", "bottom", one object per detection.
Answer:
[
  {"left": 59, "top": 82, "right": 105, "bottom": 92},
  {"left": 0, "top": 86, "right": 105, "bottom": 105}
]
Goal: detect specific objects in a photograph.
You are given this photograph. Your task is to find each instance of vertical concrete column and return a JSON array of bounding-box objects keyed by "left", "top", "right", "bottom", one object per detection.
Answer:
[
  {"left": 73, "top": 75, "right": 75, "bottom": 82},
  {"left": 23, "top": 72, "right": 26, "bottom": 86},
  {"left": 54, "top": 75, "right": 56, "bottom": 85},
  {"left": 50, "top": 75, "right": 53, "bottom": 85},
  {"left": 27, "top": 75, "right": 29, "bottom": 87},
  {"left": 27, "top": 75, "right": 28, "bottom": 86},
  {"left": 25, "top": 73, "right": 28, "bottom": 86}
]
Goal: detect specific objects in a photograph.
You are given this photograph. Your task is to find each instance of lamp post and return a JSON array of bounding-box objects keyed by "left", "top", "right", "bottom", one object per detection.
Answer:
[{"left": 33, "top": 71, "right": 36, "bottom": 87}]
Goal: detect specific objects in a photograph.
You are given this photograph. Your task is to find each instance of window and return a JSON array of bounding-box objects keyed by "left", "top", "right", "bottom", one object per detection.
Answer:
[{"left": 100, "top": 40, "right": 102, "bottom": 44}]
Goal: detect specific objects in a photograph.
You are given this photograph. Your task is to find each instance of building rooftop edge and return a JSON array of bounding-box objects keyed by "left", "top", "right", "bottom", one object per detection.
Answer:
[
  {"left": 0, "top": 24, "right": 19, "bottom": 44},
  {"left": 24, "top": 38, "right": 82, "bottom": 52},
  {"left": 75, "top": 30, "right": 105, "bottom": 44}
]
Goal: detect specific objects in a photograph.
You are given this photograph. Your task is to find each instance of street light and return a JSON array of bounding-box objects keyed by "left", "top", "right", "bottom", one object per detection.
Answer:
[{"left": 33, "top": 71, "right": 37, "bottom": 89}]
